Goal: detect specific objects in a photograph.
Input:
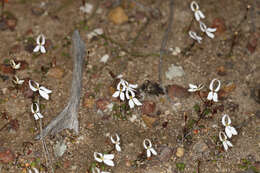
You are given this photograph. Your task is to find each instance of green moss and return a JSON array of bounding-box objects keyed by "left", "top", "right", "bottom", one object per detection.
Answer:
[{"left": 176, "top": 162, "right": 185, "bottom": 171}]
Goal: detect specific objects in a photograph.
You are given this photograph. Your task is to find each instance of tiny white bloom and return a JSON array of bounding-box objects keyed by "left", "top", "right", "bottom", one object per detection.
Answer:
[
  {"left": 222, "top": 114, "right": 238, "bottom": 138},
  {"left": 80, "top": 3, "right": 93, "bottom": 14},
  {"left": 143, "top": 139, "right": 157, "bottom": 158},
  {"left": 112, "top": 79, "right": 126, "bottom": 101},
  {"left": 94, "top": 152, "right": 115, "bottom": 167},
  {"left": 92, "top": 167, "right": 110, "bottom": 173},
  {"left": 126, "top": 89, "right": 142, "bottom": 108},
  {"left": 100, "top": 54, "right": 110, "bottom": 63},
  {"left": 28, "top": 168, "right": 39, "bottom": 173},
  {"left": 13, "top": 75, "right": 24, "bottom": 85},
  {"left": 34, "top": 34, "right": 46, "bottom": 53},
  {"left": 188, "top": 83, "right": 204, "bottom": 92},
  {"left": 10, "top": 59, "right": 21, "bottom": 70},
  {"left": 219, "top": 131, "right": 233, "bottom": 151},
  {"left": 31, "top": 103, "right": 44, "bottom": 120},
  {"left": 110, "top": 133, "right": 121, "bottom": 152},
  {"left": 29, "top": 80, "right": 52, "bottom": 100},
  {"left": 189, "top": 31, "right": 203, "bottom": 43},
  {"left": 190, "top": 1, "right": 205, "bottom": 21},
  {"left": 199, "top": 21, "right": 217, "bottom": 39},
  {"left": 207, "top": 79, "right": 221, "bottom": 102}
]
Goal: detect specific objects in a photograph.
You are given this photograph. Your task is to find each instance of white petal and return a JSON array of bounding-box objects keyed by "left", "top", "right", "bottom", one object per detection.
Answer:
[
  {"left": 36, "top": 35, "right": 41, "bottom": 45},
  {"left": 29, "top": 80, "right": 39, "bottom": 92},
  {"left": 147, "top": 149, "right": 151, "bottom": 158},
  {"left": 94, "top": 152, "right": 103, "bottom": 163},
  {"left": 116, "top": 144, "right": 121, "bottom": 152},
  {"left": 133, "top": 97, "right": 142, "bottom": 106},
  {"left": 129, "top": 84, "right": 138, "bottom": 89},
  {"left": 34, "top": 114, "right": 39, "bottom": 120},
  {"left": 104, "top": 154, "right": 114, "bottom": 160},
  {"left": 230, "top": 126, "right": 237, "bottom": 135},
  {"left": 188, "top": 88, "right": 196, "bottom": 92},
  {"left": 207, "top": 91, "right": 213, "bottom": 100},
  {"left": 198, "top": 10, "right": 205, "bottom": 19},
  {"left": 104, "top": 159, "right": 114, "bottom": 167},
  {"left": 93, "top": 167, "right": 100, "bottom": 173},
  {"left": 39, "top": 90, "right": 49, "bottom": 100},
  {"left": 28, "top": 169, "right": 32, "bottom": 173},
  {"left": 190, "top": 1, "right": 199, "bottom": 12},
  {"left": 209, "top": 79, "right": 215, "bottom": 91},
  {"left": 195, "top": 12, "right": 200, "bottom": 21},
  {"left": 199, "top": 21, "right": 207, "bottom": 32},
  {"left": 112, "top": 91, "right": 120, "bottom": 98},
  {"left": 189, "top": 84, "right": 197, "bottom": 89},
  {"left": 214, "top": 79, "right": 221, "bottom": 92},
  {"left": 110, "top": 136, "right": 116, "bottom": 144},
  {"left": 41, "top": 34, "right": 45, "bottom": 45},
  {"left": 226, "top": 141, "right": 233, "bottom": 147},
  {"left": 33, "top": 45, "right": 40, "bottom": 52},
  {"left": 225, "top": 127, "right": 232, "bottom": 138},
  {"left": 119, "top": 92, "right": 125, "bottom": 101},
  {"left": 212, "top": 92, "right": 218, "bottom": 102},
  {"left": 37, "top": 113, "right": 43, "bottom": 119},
  {"left": 189, "top": 31, "right": 196, "bottom": 40},
  {"left": 207, "top": 28, "right": 217, "bottom": 32},
  {"left": 40, "top": 86, "right": 52, "bottom": 94},
  {"left": 143, "top": 139, "right": 152, "bottom": 149},
  {"left": 206, "top": 31, "right": 215, "bottom": 39},
  {"left": 40, "top": 46, "right": 46, "bottom": 53},
  {"left": 222, "top": 114, "right": 227, "bottom": 126},
  {"left": 128, "top": 99, "right": 134, "bottom": 108},
  {"left": 32, "top": 168, "right": 39, "bottom": 173},
  {"left": 150, "top": 148, "right": 157, "bottom": 156},
  {"left": 223, "top": 141, "right": 228, "bottom": 151}
]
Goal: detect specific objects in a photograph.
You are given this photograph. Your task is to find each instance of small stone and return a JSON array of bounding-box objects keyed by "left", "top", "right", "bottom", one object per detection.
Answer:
[
  {"left": 165, "top": 64, "right": 185, "bottom": 80},
  {"left": 47, "top": 67, "right": 65, "bottom": 79},
  {"left": 0, "top": 148, "right": 15, "bottom": 164},
  {"left": 217, "top": 66, "right": 226, "bottom": 76},
  {"left": 192, "top": 140, "right": 208, "bottom": 154},
  {"left": 125, "top": 160, "right": 131, "bottom": 167},
  {"left": 54, "top": 142, "right": 67, "bottom": 157},
  {"left": 158, "top": 146, "right": 172, "bottom": 162},
  {"left": 31, "top": 7, "right": 45, "bottom": 16},
  {"left": 108, "top": 7, "right": 128, "bottom": 25},
  {"left": 212, "top": 18, "right": 226, "bottom": 34},
  {"left": 247, "top": 32, "right": 258, "bottom": 54},
  {"left": 96, "top": 99, "right": 109, "bottom": 111},
  {"left": 141, "top": 101, "right": 156, "bottom": 115},
  {"left": 167, "top": 84, "right": 190, "bottom": 99},
  {"left": 100, "top": 54, "right": 110, "bottom": 63},
  {"left": 222, "top": 82, "right": 236, "bottom": 94},
  {"left": 176, "top": 147, "right": 184, "bottom": 158},
  {"left": 142, "top": 114, "right": 158, "bottom": 128}
]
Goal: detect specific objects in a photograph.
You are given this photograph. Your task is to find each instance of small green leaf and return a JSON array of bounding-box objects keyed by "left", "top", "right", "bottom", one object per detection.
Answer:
[
  {"left": 176, "top": 162, "right": 185, "bottom": 171},
  {"left": 193, "top": 104, "right": 200, "bottom": 112}
]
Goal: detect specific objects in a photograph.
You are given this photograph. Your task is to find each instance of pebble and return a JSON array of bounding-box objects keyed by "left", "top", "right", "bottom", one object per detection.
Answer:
[
  {"left": 108, "top": 7, "right": 128, "bottom": 25},
  {"left": 54, "top": 142, "right": 67, "bottom": 157},
  {"left": 165, "top": 64, "right": 185, "bottom": 80},
  {"left": 141, "top": 101, "right": 156, "bottom": 115},
  {"left": 142, "top": 114, "right": 158, "bottom": 128},
  {"left": 167, "top": 84, "right": 190, "bottom": 99},
  {"left": 100, "top": 54, "right": 110, "bottom": 63},
  {"left": 176, "top": 147, "right": 184, "bottom": 158},
  {"left": 192, "top": 140, "right": 209, "bottom": 154},
  {"left": 158, "top": 146, "right": 172, "bottom": 161}
]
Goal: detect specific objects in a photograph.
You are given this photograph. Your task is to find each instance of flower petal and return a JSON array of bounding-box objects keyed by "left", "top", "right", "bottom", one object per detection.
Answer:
[
  {"left": 198, "top": 10, "right": 205, "bottom": 19},
  {"left": 199, "top": 21, "right": 207, "bottom": 32},
  {"left": 129, "top": 84, "right": 138, "bottom": 89},
  {"left": 40, "top": 86, "right": 52, "bottom": 94},
  {"left": 32, "top": 168, "right": 39, "bottom": 173},
  {"left": 112, "top": 91, "right": 120, "bottom": 98},
  {"left": 147, "top": 149, "right": 151, "bottom": 158},
  {"left": 226, "top": 141, "right": 233, "bottom": 147},
  {"left": 34, "top": 114, "right": 39, "bottom": 120},
  {"left": 37, "top": 113, "right": 43, "bottom": 119},
  {"left": 222, "top": 114, "right": 227, "bottom": 126},
  {"left": 230, "top": 126, "right": 238, "bottom": 135},
  {"left": 189, "top": 84, "right": 197, "bottom": 89},
  {"left": 206, "top": 31, "right": 215, "bottom": 39},
  {"left": 212, "top": 92, "right": 218, "bottom": 102},
  {"left": 223, "top": 141, "right": 228, "bottom": 151},
  {"left": 207, "top": 91, "right": 213, "bottom": 101},
  {"left": 150, "top": 148, "right": 157, "bottom": 156},
  {"left": 129, "top": 99, "right": 134, "bottom": 108},
  {"left": 119, "top": 92, "right": 125, "bottom": 101},
  {"left": 225, "top": 127, "right": 232, "bottom": 138},
  {"left": 39, "top": 90, "right": 49, "bottom": 100},
  {"left": 94, "top": 152, "right": 103, "bottom": 163},
  {"left": 104, "top": 154, "right": 114, "bottom": 160},
  {"left": 33, "top": 45, "right": 40, "bottom": 52},
  {"left": 29, "top": 80, "right": 39, "bottom": 92},
  {"left": 133, "top": 97, "right": 142, "bottom": 106},
  {"left": 40, "top": 46, "right": 46, "bottom": 53},
  {"left": 116, "top": 144, "right": 121, "bottom": 152},
  {"left": 190, "top": 1, "right": 199, "bottom": 12},
  {"left": 195, "top": 12, "right": 200, "bottom": 21},
  {"left": 104, "top": 159, "right": 114, "bottom": 167},
  {"left": 207, "top": 27, "right": 217, "bottom": 32}
]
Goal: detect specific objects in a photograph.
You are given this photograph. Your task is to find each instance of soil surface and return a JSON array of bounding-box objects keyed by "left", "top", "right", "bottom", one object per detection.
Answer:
[{"left": 0, "top": 0, "right": 259, "bottom": 173}]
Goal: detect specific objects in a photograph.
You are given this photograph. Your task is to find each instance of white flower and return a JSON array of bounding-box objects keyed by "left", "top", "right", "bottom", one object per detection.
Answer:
[
  {"left": 219, "top": 131, "right": 233, "bottom": 151},
  {"left": 31, "top": 103, "right": 44, "bottom": 120},
  {"left": 29, "top": 80, "right": 52, "bottom": 100},
  {"left": 126, "top": 89, "right": 142, "bottom": 108},
  {"left": 13, "top": 75, "right": 24, "bottom": 85},
  {"left": 190, "top": 1, "right": 205, "bottom": 21},
  {"left": 110, "top": 133, "right": 121, "bottom": 152},
  {"left": 94, "top": 152, "right": 114, "bottom": 167},
  {"left": 199, "top": 21, "right": 217, "bottom": 39},
  {"left": 143, "top": 139, "right": 157, "bottom": 158},
  {"left": 222, "top": 114, "right": 238, "bottom": 138},
  {"left": 112, "top": 79, "right": 126, "bottom": 101},
  {"left": 28, "top": 168, "right": 39, "bottom": 173},
  {"left": 188, "top": 83, "right": 204, "bottom": 92},
  {"left": 10, "top": 59, "right": 21, "bottom": 70},
  {"left": 34, "top": 34, "right": 46, "bottom": 53},
  {"left": 92, "top": 167, "right": 110, "bottom": 173},
  {"left": 189, "top": 31, "right": 203, "bottom": 43},
  {"left": 207, "top": 79, "right": 221, "bottom": 102},
  {"left": 80, "top": 3, "right": 93, "bottom": 14}
]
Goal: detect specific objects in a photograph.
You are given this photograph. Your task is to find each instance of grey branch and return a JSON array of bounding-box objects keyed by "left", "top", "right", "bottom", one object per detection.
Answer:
[{"left": 35, "top": 30, "right": 85, "bottom": 140}]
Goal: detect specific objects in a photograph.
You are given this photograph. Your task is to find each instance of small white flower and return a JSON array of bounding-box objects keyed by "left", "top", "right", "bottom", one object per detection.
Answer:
[
  {"left": 10, "top": 59, "right": 21, "bottom": 70},
  {"left": 31, "top": 103, "right": 44, "bottom": 120},
  {"left": 207, "top": 79, "right": 221, "bottom": 102},
  {"left": 112, "top": 79, "right": 126, "bottom": 101},
  {"left": 110, "top": 133, "right": 121, "bottom": 152},
  {"left": 94, "top": 152, "right": 115, "bottom": 167},
  {"left": 13, "top": 75, "right": 24, "bottom": 85},
  {"left": 143, "top": 139, "right": 157, "bottom": 158},
  {"left": 34, "top": 34, "right": 46, "bottom": 53},
  {"left": 126, "top": 89, "right": 142, "bottom": 108},
  {"left": 190, "top": 1, "right": 205, "bottom": 21},
  {"left": 29, "top": 80, "right": 52, "bottom": 100},
  {"left": 189, "top": 31, "right": 203, "bottom": 43},
  {"left": 188, "top": 83, "right": 204, "bottom": 92},
  {"left": 80, "top": 3, "right": 93, "bottom": 14},
  {"left": 219, "top": 131, "right": 233, "bottom": 151},
  {"left": 92, "top": 167, "right": 110, "bottom": 173},
  {"left": 28, "top": 168, "right": 39, "bottom": 173},
  {"left": 199, "top": 21, "right": 217, "bottom": 39},
  {"left": 222, "top": 114, "right": 238, "bottom": 138}
]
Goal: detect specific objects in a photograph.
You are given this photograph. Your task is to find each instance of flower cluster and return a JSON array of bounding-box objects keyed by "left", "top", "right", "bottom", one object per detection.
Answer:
[
  {"left": 143, "top": 139, "right": 157, "bottom": 158},
  {"left": 112, "top": 78, "right": 142, "bottom": 109},
  {"left": 34, "top": 34, "right": 46, "bottom": 54},
  {"left": 29, "top": 80, "right": 52, "bottom": 100},
  {"left": 219, "top": 114, "right": 238, "bottom": 151},
  {"left": 189, "top": 1, "right": 216, "bottom": 43}
]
